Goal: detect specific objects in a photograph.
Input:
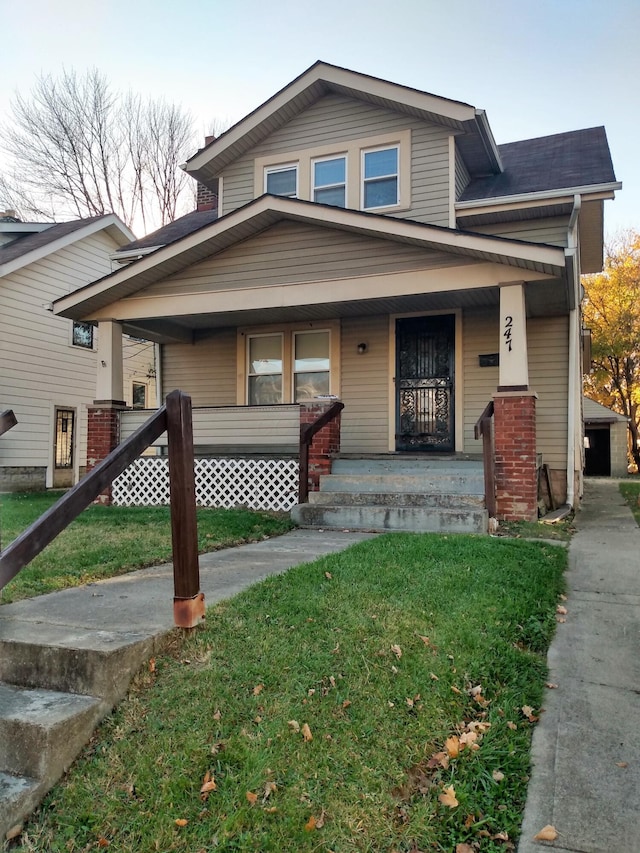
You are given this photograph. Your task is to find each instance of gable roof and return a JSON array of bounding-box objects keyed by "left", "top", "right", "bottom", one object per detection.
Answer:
[
  {"left": 459, "top": 127, "right": 618, "bottom": 203},
  {"left": 52, "top": 194, "right": 567, "bottom": 323},
  {"left": 0, "top": 214, "right": 135, "bottom": 276},
  {"left": 185, "top": 61, "right": 502, "bottom": 186},
  {"left": 583, "top": 397, "right": 629, "bottom": 423}
]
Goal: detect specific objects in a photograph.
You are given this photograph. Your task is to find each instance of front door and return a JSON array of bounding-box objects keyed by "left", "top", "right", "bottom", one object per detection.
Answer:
[
  {"left": 395, "top": 315, "right": 455, "bottom": 452},
  {"left": 53, "top": 407, "right": 75, "bottom": 488}
]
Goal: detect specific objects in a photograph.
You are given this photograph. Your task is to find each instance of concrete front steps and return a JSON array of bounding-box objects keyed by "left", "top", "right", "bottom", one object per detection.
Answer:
[
  {"left": 0, "top": 622, "right": 162, "bottom": 841},
  {"left": 292, "top": 456, "right": 488, "bottom": 534}
]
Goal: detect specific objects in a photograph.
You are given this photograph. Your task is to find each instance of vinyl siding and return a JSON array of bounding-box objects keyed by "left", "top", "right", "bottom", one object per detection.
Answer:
[
  {"left": 221, "top": 94, "right": 451, "bottom": 226},
  {"left": 140, "top": 221, "right": 469, "bottom": 299},
  {"left": 471, "top": 217, "right": 570, "bottom": 247},
  {"left": 0, "top": 230, "right": 123, "bottom": 477},
  {"left": 160, "top": 330, "right": 237, "bottom": 406},
  {"left": 123, "top": 338, "right": 157, "bottom": 409},
  {"left": 528, "top": 315, "right": 569, "bottom": 470},
  {"left": 461, "top": 309, "right": 569, "bottom": 469},
  {"left": 340, "top": 315, "right": 390, "bottom": 453}
]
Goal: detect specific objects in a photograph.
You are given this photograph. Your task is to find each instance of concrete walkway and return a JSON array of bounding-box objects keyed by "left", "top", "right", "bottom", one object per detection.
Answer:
[
  {"left": 0, "top": 528, "right": 376, "bottom": 638},
  {"left": 518, "top": 478, "right": 640, "bottom": 853}
]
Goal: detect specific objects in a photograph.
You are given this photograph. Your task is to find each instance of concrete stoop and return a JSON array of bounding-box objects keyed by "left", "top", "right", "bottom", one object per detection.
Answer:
[
  {"left": 0, "top": 623, "right": 165, "bottom": 841},
  {"left": 292, "top": 456, "right": 488, "bottom": 534}
]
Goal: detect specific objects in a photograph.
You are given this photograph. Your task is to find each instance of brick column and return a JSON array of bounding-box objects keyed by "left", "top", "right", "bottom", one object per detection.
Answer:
[
  {"left": 493, "top": 391, "right": 538, "bottom": 521},
  {"left": 87, "top": 401, "right": 126, "bottom": 504},
  {"left": 299, "top": 402, "right": 342, "bottom": 493}
]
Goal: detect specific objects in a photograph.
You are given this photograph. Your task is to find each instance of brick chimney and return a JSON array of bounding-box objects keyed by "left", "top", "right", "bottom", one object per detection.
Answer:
[{"left": 196, "top": 135, "right": 218, "bottom": 212}]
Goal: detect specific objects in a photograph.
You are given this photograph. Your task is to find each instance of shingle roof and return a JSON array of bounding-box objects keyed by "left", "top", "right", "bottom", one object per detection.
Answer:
[
  {"left": 459, "top": 127, "right": 617, "bottom": 202},
  {"left": 0, "top": 215, "right": 107, "bottom": 266},
  {"left": 117, "top": 208, "right": 219, "bottom": 252}
]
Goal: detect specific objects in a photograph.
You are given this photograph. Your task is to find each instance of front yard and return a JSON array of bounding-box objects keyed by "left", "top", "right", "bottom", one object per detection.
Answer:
[
  {"left": 0, "top": 492, "right": 293, "bottom": 604},
  {"left": 7, "top": 525, "right": 567, "bottom": 852}
]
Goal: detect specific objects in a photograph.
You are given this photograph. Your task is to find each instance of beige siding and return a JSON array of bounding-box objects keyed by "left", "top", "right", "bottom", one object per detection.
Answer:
[
  {"left": 141, "top": 221, "right": 468, "bottom": 299},
  {"left": 221, "top": 94, "right": 451, "bottom": 226},
  {"left": 340, "top": 315, "right": 390, "bottom": 453},
  {"left": 461, "top": 310, "right": 569, "bottom": 472},
  {"left": 529, "top": 315, "right": 568, "bottom": 470},
  {"left": 120, "top": 405, "right": 300, "bottom": 451},
  {"left": 160, "top": 329, "right": 237, "bottom": 406},
  {"left": 0, "top": 230, "right": 123, "bottom": 481},
  {"left": 462, "top": 309, "right": 500, "bottom": 452},
  {"left": 471, "top": 217, "right": 570, "bottom": 247},
  {"left": 123, "top": 338, "right": 157, "bottom": 408}
]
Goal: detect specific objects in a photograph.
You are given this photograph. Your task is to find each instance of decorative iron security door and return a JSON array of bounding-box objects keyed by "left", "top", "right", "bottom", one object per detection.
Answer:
[{"left": 395, "top": 315, "right": 455, "bottom": 451}]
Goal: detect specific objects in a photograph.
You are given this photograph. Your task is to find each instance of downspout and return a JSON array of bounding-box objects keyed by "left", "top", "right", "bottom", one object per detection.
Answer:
[{"left": 566, "top": 194, "right": 582, "bottom": 509}]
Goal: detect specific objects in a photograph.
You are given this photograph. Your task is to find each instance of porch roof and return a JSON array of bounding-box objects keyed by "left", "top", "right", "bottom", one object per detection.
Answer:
[{"left": 53, "top": 195, "right": 568, "bottom": 334}]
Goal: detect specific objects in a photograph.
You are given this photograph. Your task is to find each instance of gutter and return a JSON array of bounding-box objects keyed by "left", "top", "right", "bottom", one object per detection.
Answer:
[
  {"left": 110, "top": 246, "right": 161, "bottom": 266},
  {"left": 566, "top": 194, "right": 582, "bottom": 510},
  {"left": 456, "top": 180, "right": 622, "bottom": 211}
]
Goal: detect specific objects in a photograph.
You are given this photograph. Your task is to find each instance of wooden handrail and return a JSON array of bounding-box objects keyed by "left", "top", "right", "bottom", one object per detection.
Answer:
[
  {"left": 0, "top": 390, "right": 203, "bottom": 628},
  {"left": 298, "top": 401, "right": 344, "bottom": 504},
  {"left": 474, "top": 401, "right": 496, "bottom": 518},
  {"left": 0, "top": 409, "right": 17, "bottom": 438}
]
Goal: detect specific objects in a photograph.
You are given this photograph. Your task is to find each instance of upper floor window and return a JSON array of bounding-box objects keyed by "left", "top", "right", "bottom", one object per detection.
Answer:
[
  {"left": 72, "top": 321, "right": 94, "bottom": 349},
  {"left": 313, "top": 156, "right": 346, "bottom": 207},
  {"left": 265, "top": 164, "right": 298, "bottom": 198},
  {"left": 132, "top": 382, "right": 147, "bottom": 409},
  {"left": 362, "top": 146, "right": 399, "bottom": 209}
]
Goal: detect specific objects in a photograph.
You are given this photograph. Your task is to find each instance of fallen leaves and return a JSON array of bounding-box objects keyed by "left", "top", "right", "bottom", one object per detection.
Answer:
[
  {"left": 521, "top": 705, "right": 540, "bottom": 723},
  {"left": 533, "top": 824, "right": 558, "bottom": 841},
  {"left": 174, "top": 818, "right": 188, "bottom": 827},
  {"left": 391, "top": 644, "right": 403, "bottom": 659},
  {"left": 246, "top": 791, "right": 258, "bottom": 805},
  {"left": 438, "top": 785, "right": 459, "bottom": 808},
  {"left": 301, "top": 723, "right": 313, "bottom": 742}
]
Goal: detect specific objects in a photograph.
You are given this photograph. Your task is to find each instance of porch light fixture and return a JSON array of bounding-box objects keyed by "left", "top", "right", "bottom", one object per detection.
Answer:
[{"left": 357, "top": 342, "right": 368, "bottom": 354}]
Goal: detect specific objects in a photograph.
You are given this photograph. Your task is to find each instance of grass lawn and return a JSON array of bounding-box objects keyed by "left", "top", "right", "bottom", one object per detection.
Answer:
[
  {"left": 619, "top": 479, "right": 640, "bottom": 526},
  {"left": 0, "top": 492, "right": 293, "bottom": 604},
  {"left": 13, "top": 533, "right": 567, "bottom": 852}
]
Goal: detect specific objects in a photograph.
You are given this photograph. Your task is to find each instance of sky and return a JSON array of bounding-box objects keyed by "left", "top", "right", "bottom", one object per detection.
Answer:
[{"left": 1, "top": 0, "right": 638, "bottom": 238}]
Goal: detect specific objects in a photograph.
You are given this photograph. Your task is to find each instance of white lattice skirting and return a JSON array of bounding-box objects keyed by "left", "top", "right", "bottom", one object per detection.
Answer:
[{"left": 112, "top": 457, "right": 300, "bottom": 511}]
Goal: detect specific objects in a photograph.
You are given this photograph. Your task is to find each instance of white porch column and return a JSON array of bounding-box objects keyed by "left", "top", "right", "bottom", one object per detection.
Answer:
[
  {"left": 499, "top": 283, "right": 529, "bottom": 389},
  {"left": 95, "top": 320, "right": 124, "bottom": 403}
]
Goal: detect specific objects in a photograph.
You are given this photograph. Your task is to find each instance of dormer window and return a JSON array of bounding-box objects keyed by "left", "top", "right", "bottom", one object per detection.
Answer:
[
  {"left": 265, "top": 164, "right": 298, "bottom": 198},
  {"left": 362, "top": 146, "right": 399, "bottom": 209},
  {"left": 312, "top": 156, "right": 346, "bottom": 207}
]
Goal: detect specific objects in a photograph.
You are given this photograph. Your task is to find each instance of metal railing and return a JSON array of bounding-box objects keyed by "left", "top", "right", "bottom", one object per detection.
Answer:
[{"left": 0, "top": 391, "right": 204, "bottom": 628}]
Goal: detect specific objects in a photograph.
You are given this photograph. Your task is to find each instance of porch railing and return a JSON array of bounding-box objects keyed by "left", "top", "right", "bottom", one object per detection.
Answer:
[
  {"left": 0, "top": 391, "right": 204, "bottom": 629},
  {"left": 474, "top": 401, "right": 496, "bottom": 518}
]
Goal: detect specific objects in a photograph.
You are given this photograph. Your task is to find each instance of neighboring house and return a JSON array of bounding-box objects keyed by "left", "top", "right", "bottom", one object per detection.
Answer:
[
  {"left": 583, "top": 397, "right": 629, "bottom": 477},
  {"left": 0, "top": 212, "right": 157, "bottom": 491},
  {"left": 52, "top": 61, "right": 620, "bottom": 523}
]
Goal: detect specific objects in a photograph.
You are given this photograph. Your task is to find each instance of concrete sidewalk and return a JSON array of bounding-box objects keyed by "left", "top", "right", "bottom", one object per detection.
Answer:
[{"left": 518, "top": 478, "right": 640, "bottom": 853}]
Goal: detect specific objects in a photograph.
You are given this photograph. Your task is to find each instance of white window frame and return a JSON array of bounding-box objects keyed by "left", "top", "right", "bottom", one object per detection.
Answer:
[
  {"left": 238, "top": 322, "right": 340, "bottom": 405},
  {"left": 246, "top": 332, "right": 284, "bottom": 405},
  {"left": 254, "top": 129, "right": 411, "bottom": 213},
  {"left": 311, "top": 155, "right": 347, "bottom": 207},
  {"left": 71, "top": 320, "right": 95, "bottom": 350},
  {"left": 361, "top": 145, "right": 400, "bottom": 210},
  {"left": 264, "top": 163, "right": 299, "bottom": 198},
  {"left": 292, "top": 329, "right": 332, "bottom": 401},
  {"left": 132, "top": 381, "right": 147, "bottom": 409}
]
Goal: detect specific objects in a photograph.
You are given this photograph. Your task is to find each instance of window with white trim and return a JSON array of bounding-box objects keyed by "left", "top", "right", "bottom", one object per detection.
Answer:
[
  {"left": 362, "top": 146, "right": 399, "bottom": 209},
  {"left": 132, "top": 382, "right": 147, "bottom": 409},
  {"left": 312, "top": 156, "right": 346, "bottom": 207},
  {"left": 293, "top": 330, "right": 330, "bottom": 400},
  {"left": 265, "top": 164, "right": 298, "bottom": 198},
  {"left": 72, "top": 321, "right": 94, "bottom": 349},
  {"left": 247, "top": 334, "right": 283, "bottom": 404}
]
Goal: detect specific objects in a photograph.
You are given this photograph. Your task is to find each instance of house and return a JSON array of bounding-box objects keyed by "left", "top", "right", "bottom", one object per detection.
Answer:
[
  {"left": 0, "top": 212, "right": 157, "bottom": 491},
  {"left": 51, "top": 62, "right": 620, "bottom": 526},
  {"left": 583, "top": 397, "right": 629, "bottom": 477}
]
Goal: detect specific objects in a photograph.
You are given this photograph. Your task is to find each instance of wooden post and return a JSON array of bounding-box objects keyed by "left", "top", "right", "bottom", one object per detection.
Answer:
[{"left": 166, "top": 390, "right": 204, "bottom": 628}]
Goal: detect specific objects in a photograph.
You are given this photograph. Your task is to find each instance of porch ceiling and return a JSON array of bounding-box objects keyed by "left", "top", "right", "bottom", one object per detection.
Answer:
[{"left": 120, "top": 279, "right": 566, "bottom": 344}]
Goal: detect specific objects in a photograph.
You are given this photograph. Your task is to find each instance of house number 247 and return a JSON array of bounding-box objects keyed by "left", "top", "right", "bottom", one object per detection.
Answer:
[{"left": 503, "top": 315, "right": 514, "bottom": 352}]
